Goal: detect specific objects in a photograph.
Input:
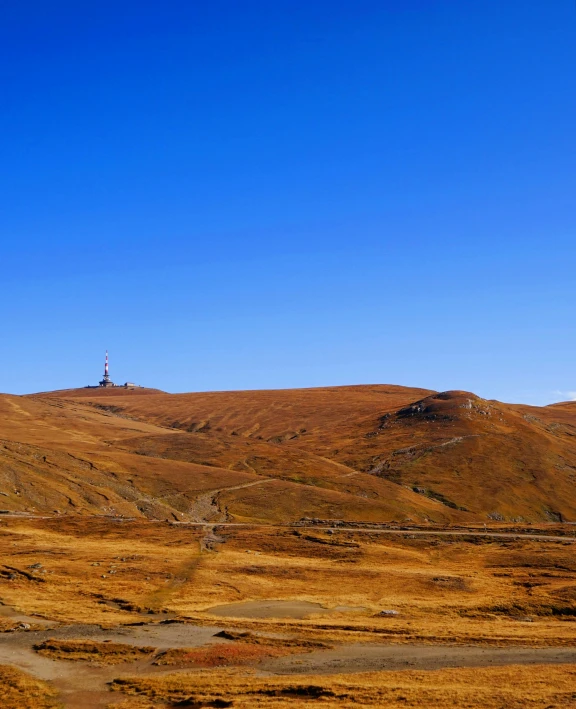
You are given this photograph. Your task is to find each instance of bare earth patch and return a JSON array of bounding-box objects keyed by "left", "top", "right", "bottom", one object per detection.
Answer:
[
  {"left": 214, "top": 629, "right": 330, "bottom": 649},
  {"left": 152, "top": 631, "right": 330, "bottom": 668},
  {"left": 153, "top": 642, "right": 292, "bottom": 667}
]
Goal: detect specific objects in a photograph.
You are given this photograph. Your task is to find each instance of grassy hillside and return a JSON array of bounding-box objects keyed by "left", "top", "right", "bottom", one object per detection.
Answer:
[{"left": 0, "top": 384, "right": 571, "bottom": 523}]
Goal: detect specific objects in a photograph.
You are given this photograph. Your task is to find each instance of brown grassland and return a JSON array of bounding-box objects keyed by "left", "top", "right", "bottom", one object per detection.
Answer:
[
  {"left": 0, "top": 664, "right": 61, "bottom": 709},
  {"left": 1, "top": 517, "right": 576, "bottom": 707},
  {"left": 107, "top": 664, "right": 576, "bottom": 708},
  {"left": 1, "top": 384, "right": 576, "bottom": 706},
  {"left": 3, "top": 383, "right": 576, "bottom": 523},
  {"left": 34, "top": 638, "right": 157, "bottom": 664}
]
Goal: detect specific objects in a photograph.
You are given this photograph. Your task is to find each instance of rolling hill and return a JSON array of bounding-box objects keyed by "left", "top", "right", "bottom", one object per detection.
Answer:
[{"left": 0, "top": 384, "right": 574, "bottom": 523}]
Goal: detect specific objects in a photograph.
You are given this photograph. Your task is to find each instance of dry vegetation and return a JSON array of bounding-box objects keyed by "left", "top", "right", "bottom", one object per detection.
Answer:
[
  {"left": 153, "top": 642, "right": 290, "bottom": 667},
  {"left": 0, "top": 518, "right": 575, "bottom": 707},
  {"left": 0, "top": 383, "right": 573, "bottom": 522},
  {"left": 0, "top": 665, "right": 61, "bottom": 709},
  {"left": 152, "top": 632, "right": 328, "bottom": 667},
  {"left": 108, "top": 664, "right": 576, "bottom": 708},
  {"left": 34, "top": 638, "right": 156, "bottom": 664},
  {"left": 1, "top": 384, "right": 576, "bottom": 706},
  {"left": 1, "top": 518, "right": 575, "bottom": 643}
]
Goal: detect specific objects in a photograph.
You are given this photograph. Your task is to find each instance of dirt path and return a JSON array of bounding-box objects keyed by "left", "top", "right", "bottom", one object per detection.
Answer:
[
  {"left": 0, "top": 622, "right": 225, "bottom": 708},
  {"left": 187, "top": 477, "right": 277, "bottom": 523},
  {"left": 260, "top": 642, "right": 576, "bottom": 675},
  {"left": 320, "top": 528, "right": 576, "bottom": 542},
  {"left": 3, "top": 621, "right": 576, "bottom": 707},
  {"left": 172, "top": 522, "right": 576, "bottom": 543},
  {"left": 2, "top": 513, "right": 574, "bottom": 543}
]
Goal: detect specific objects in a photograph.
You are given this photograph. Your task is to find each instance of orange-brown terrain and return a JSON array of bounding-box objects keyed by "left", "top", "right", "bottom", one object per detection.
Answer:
[
  {"left": 1, "top": 384, "right": 576, "bottom": 707},
  {"left": 1, "top": 383, "right": 575, "bottom": 523}
]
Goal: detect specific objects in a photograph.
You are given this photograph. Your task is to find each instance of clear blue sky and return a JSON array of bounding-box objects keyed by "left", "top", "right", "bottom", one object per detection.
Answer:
[{"left": 1, "top": 1, "right": 575, "bottom": 404}]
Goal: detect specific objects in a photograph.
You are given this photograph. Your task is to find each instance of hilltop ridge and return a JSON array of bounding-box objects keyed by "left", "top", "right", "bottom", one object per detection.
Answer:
[{"left": 0, "top": 383, "right": 573, "bottom": 523}]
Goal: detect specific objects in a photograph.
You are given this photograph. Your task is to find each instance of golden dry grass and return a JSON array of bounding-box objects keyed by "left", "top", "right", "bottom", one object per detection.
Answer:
[
  {"left": 1, "top": 382, "right": 575, "bottom": 524},
  {"left": 1, "top": 384, "right": 575, "bottom": 707},
  {"left": 1, "top": 518, "right": 575, "bottom": 646},
  {"left": 109, "top": 664, "right": 576, "bottom": 708},
  {"left": 0, "top": 385, "right": 468, "bottom": 524},
  {"left": 30, "top": 383, "right": 576, "bottom": 522},
  {"left": 0, "top": 665, "right": 61, "bottom": 709},
  {"left": 34, "top": 638, "right": 156, "bottom": 664},
  {"left": 0, "top": 517, "right": 575, "bottom": 708}
]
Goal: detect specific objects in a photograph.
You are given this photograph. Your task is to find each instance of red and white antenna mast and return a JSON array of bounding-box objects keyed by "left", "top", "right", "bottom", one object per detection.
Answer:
[{"left": 100, "top": 350, "right": 113, "bottom": 386}]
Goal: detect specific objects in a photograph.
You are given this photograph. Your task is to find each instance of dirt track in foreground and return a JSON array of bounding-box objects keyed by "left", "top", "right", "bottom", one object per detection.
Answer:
[
  {"left": 1, "top": 620, "right": 576, "bottom": 708},
  {"left": 260, "top": 640, "right": 576, "bottom": 674}
]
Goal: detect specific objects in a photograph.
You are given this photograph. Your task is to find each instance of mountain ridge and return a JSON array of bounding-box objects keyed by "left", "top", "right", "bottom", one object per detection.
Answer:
[{"left": 0, "top": 383, "right": 572, "bottom": 523}]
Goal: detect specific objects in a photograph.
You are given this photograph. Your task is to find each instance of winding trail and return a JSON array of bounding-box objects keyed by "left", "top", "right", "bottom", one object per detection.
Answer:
[{"left": 187, "top": 477, "right": 277, "bottom": 524}]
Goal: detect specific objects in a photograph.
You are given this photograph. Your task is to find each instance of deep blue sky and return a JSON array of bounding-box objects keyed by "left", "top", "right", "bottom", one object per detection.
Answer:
[{"left": 1, "top": 1, "right": 575, "bottom": 404}]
